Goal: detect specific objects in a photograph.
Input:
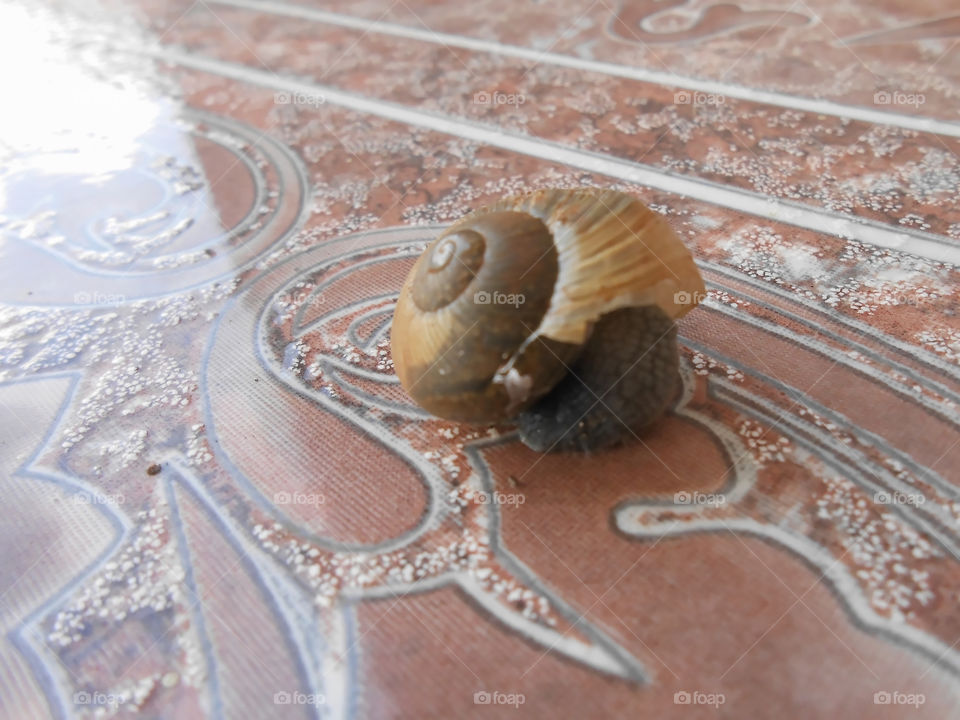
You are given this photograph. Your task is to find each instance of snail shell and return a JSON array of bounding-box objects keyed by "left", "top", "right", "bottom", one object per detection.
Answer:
[{"left": 391, "top": 188, "right": 705, "bottom": 450}]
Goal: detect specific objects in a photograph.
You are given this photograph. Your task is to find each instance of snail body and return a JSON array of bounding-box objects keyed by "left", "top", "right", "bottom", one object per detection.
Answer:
[{"left": 391, "top": 188, "right": 704, "bottom": 451}]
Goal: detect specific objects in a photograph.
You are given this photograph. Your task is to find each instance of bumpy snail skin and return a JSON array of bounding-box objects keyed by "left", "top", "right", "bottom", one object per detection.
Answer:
[
  {"left": 390, "top": 187, "right": 704, "bottom": 446},
  {"left": 516, "top": 305, "right": 679, "bottom": 452}
]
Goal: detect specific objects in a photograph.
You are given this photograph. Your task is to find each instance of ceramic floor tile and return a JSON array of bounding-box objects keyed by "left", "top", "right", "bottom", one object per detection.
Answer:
[{"left": 0, "top": 1, "right": 958, "bottom": 718}]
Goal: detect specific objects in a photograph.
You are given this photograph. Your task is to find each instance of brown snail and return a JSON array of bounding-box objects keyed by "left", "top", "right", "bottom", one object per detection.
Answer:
[{"left": 391, "top": 188, "right": 705, "bottom": 451}]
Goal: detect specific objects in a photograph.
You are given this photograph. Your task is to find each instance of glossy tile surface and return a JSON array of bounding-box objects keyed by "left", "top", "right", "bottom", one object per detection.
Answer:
[{"left": 0, "top": 1, "right": 959, "bottom": 718}]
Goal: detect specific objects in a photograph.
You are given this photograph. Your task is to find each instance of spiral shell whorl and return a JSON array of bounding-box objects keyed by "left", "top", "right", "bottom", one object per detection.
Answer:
[
  {"left": 392, "top": 211, "right": 580, "bottom": 422},
  {"left": 410, "top": 230, "right": 485, "bottom": 311}
]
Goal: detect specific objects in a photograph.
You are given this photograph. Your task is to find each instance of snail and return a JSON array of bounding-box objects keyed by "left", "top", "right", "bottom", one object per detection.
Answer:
[{"left": 391, "top": 188, "right": 705, "bottom": 452}]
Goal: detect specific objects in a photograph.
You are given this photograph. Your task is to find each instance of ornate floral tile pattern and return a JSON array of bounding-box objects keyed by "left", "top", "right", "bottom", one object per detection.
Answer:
[{"left": 0, "top": 0, "right": 958, "bottom": 718}]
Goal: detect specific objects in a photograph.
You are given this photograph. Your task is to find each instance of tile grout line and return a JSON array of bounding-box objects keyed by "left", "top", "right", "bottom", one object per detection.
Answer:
[
  {"left": 137, "top": 46, "right": 960, "bottom": 265},
  {"left": 210, "top": 0, "right": 960, "bottom": 139}
]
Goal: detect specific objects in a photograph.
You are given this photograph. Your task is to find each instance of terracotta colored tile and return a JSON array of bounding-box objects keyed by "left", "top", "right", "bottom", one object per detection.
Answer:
[{"left": 0, "top": 0, "right": 958, "bottom": 718}]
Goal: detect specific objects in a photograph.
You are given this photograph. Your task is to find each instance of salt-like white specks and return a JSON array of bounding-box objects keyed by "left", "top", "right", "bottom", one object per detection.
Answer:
[
  {"left": 689, "top": 214, "right": 723, "bottom": 230},
  {"left": 721, "top": 224, "right": 801, "bottom": 287},
  {"left": 720, "top": 223, "right": 954, "bottom": 317},
  {"left": 399, "top": 172, "right": 656, "bottom": 227},
  {"left": 737, "top": 419, "right": 790, "bottom": 466},
  {"left": 705, "top": 288, "right": 748, "bottom": 310},
  {"left": 96, "top": 428, "right": 148, "bottom": 471},
  {"left": 333, "top": 342, "right": 362, "bottom": 366},
  {"left": 562, "top": 88, "right": 616, "bottom": 117},
  {"left": 915, "top": 328, "right": 960, "bottom": 365},
  {"left": 256, "top": 210, "right": 381, "bottom": 269},
  {"left": 816, "top": 475, "right": 939, "bottom": 621},
  {"left": 151, "top": 247, "right": 208, "bottom": 270},
  {"left": 899, "top": 213, "right": 932, "bottom": 230},
  {"left": 375, "top": 338, "right": 393, "bottom": 372},
  {"left": 796, "top": 407, "right": 845, "bottom": 441},
  {"left": 185, "top": 423, "right": 213, "bottom": 466},
  {"left": 48, "top": 507, "right": 181, "bottom": 646},
  {"left": 153, "top": 280, "right": 239, "bottom": 328},
  {"left": 437, "top": 426, "right": 460, "bottom": 440},
  {"left": 271, "top": 280, "right": 316, "bottom": 325},
  {"left": 440, "top": 454, "right": 461, "bottom": 479},
  {"left": 652, "top": 103, "right": 955, "bottom": 230},
  {"left": 7, "top": 309, "right": 118, "bottom": 374},
  {"left": 902, "top": 148, "right": 959, "bottom": 204},
  {"left": 829, "top": 240, "right": 950, "bottom": 315},
  {"left": 796, "top": 407, "right": 960, "bottom": 524},
  {"left": 283, "top": 340, "right": 309, "bottom": 374},
  {"left": 881, "top": 457, "right": 915, "bottom": 487},
  {"left": 690, "top": 351, "right": 744, "bottom": 381},
  {"left": 774, "top": 243, "right": 827, "bottom": 285},
  {"left": 0, "top": 340, "right": 25, "bottom": 367},
  {"left": 46, "top": 500, "right": 207, "bottom": 698},
  {"left": 0, "top": 274, "right": 245, "bottom": 611},
  {"left": 79, "top": 674, "right": 165, "bottom": 719},
  {"left": 860, "top": 125, "right": 912, "bottom": 159},
  {"left": 249, "top": 477, "right": 558, "bottom": 628},
  {"left": 61, "top": 335, "right": 197, "bottom": 450},
  {"left": 152, "top": 155, "right": 203, "bottom": 196},
  {"left": 253, "top": 516, "right": 556, "bottom": 625}
]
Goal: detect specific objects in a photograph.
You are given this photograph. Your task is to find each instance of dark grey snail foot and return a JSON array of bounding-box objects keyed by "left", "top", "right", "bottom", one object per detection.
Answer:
[{"left": 516, "top": 305, "right": 680, "bottom": 453}]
